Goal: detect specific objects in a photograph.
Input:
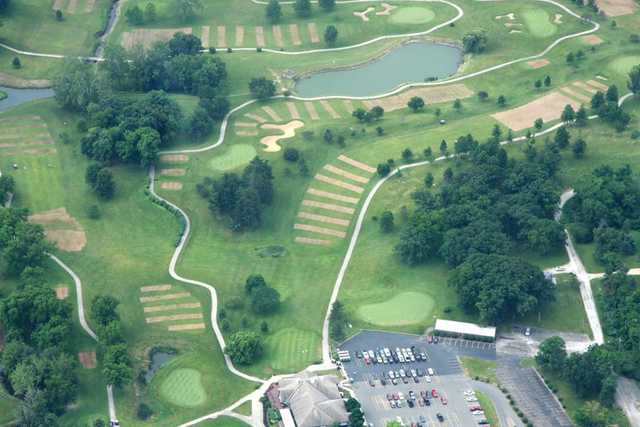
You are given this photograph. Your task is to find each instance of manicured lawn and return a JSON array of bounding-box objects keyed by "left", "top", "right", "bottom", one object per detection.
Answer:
[
  {"left": 195, "top": 417, "right": 249, "bottom": 427},
  {"left": 356, "top": 291, "right": 435, "bottom": 327},
  {"left": 461, "top": 357, "right": 498, "bottom": 384}
]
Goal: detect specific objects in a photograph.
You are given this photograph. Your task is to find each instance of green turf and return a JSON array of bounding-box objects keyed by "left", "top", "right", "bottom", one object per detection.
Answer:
[
  {"left": 209, "top": 144, "right": 257, "bottom": 171},
  {"left": 264, "top": 328, "right": 321, "bottom": 372},
  {"left": 474, "top": 390, "right": 499, "bottom": 427},
  {"left": 607, "top": 55, "right": 640, "bottom": 76},
  {"left": 194, "top": 417, "right": 249, "bottom": 427},
  {"left": 389, "top": 7, "right": 436, "bottom": 24},
  {"left": 159, "top": 368, "right": 207, "bottom": 408},
  {"left": 0, "top": 90, "right": 7, "bottom": 101},
  {"left": 460, "top": 357, "right": 497, "bottom": 384},
  {"left": 356, "top": 291, "right": 434, "bottom": 326},
  {"left": 521, "top": 8, "right": 557, "bottom": 38}
]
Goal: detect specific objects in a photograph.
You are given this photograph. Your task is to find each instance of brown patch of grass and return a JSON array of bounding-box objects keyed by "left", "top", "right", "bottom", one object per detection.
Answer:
[
  {"left": 28, "top": 208, "right": 86, "bottom": 252},
  {"left": 78, "top": 351, "right": 97, "bottom": 369},
  {"left": 168, "top": 323, "right": 206, "bottom": 331},
  {"left": 55, "top": 286, "right": 69, "bottom": 300},
  {"left": 491, "top": 91, "right": 581, "bottom": 131},
  {"left": 363, "top": 84, "right": 473, "bottom": 112},
  {"left": 527, "top": 59, "right": 550, "bottom": 69},
  {"left": 121, "top": 28, "right": 192, "bottom": 50},
  {"left": 595, "top": 0, "right": 637, "bottom": 16},
  {"left": 160, "top": 182, "right": 183, "bottom": 190}
]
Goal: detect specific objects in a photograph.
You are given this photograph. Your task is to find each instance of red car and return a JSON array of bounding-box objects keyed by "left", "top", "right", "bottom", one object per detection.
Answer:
[
  {"left": 431, "top": 389, "right": 438, "bottom": 398},
  {"left": 469, "top": 406, "right": 482, "bottom": 411},
  {"left": 441, "top": 396, "right": 448, "bottom": 405}
]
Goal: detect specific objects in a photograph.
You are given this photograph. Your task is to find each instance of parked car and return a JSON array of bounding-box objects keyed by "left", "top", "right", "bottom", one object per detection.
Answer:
[
  {"left": 427, "top": 368, "right": 435, "bottom": 376},
  {"left": 436, "top": 413, "right": 445, "bottom": 422},
  {"left": 420, "top": 353, "right": 428, "bottom": 361},
  {"left": 441, "top": 396, "right": 448, "bottom": 405},
  {"left": 424, "top": 398, "right": 431, "bottom": 406},
  {"left": 411, "top": 369, "right": 417, "bottom": 377},
  {"left": 399, "top": 369, "right": 406, "bottom": 377},
  {"left": 392, "top": 378, "right": 398, "bottom": 385},
  {"left": 381, "top": 378, "right": 387, "bottom": 386},
  {"left": 428, "top": 335, "right": 433, "bottom": 343},
  {"left": 409, "top": 391, "right": 415, "bottom": 399},
  {"left": 425, "top": 375, "right": 432, "bottom": 383},
  {"left": 431, "top": 389, "right": 438, "bottom": 398},
  {"left": 413, "top": 376, "right": 420, "bottom": 383},
  {"left": 402, "top": 377, "right": 409, "bottom": 384},
  {"left": 524, "top": 327, "right": 532, "bottom": 336},
  {"left": 418, "top": 399, "right": 424, "bottom": 407}
]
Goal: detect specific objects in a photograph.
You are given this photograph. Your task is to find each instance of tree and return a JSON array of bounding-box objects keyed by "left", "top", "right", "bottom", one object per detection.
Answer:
[
  {"left": 53, "top": 60, "right": 106, "bottom": 112},
  {"left": 401, "top": 148, "right": 413, "bottom": 162},
  {"left": 575, "top": 105, "right": 588, "bottom": 127},
  {"left": 94, "top": 168, "right": 115, "bottom": 199},
  {"left": 265, "top": 0, "right": 282, "bottom": 23},
  {"left": 283, "top": 147, "right": 299, "bottom": 162},
  {"left": 377, "top": 163, "right": 391, "bottom": 177},
  {"left": 0, "top": 175, "right": 15, "bottom": 205},
  {"left": 424, "top": 173, "right": 434, "bottom": 187},
  {"left": 199, "top": 96, "right": 230, "bottom": 121},
  {"left": 0, "top": 209, "right": 50, "bottom": 277},
  {"left": 439, "top": 220, "right": 511, "bottom": 267},
  {"left": 568, "top": 137, "right": 586, "bottom": 159},
  {"left": 477, "top": 90, "right": 489, "bottom": 101},
  {"left": 0, "top": 0, "right": 10, "bottom": 12},
  {"left": 251, "top": 285, "right": 281, "bottom": 314},
  {"left": 249, "top": 77, "right": 276, "bottom": 100},
  {"left": 137, "top": 403, "right": 153, "bottom": 420},
  {"left": 174, "top": 0, "right": 203, "bottom": 22},
  {"left": 370, "top": 105, "right": 384, "bottom": 120},
  {"left": 243, "top": 157, "right": 274, "bottom": 205},
  {"left": 294, "top": 0, "right": 312, "bottom": 17},
  {"left": 380, "top": 211, "right": 394, "bottom": 233},
  {"left": 144, "top": 2, "right": 156, "bottom": 22},
  {"left": 566, "top": 51, "right": 575, "bottom": 64},
  {"left": 423, "top": 147, "right": 433, "bottom": 160},
  {"left": 225, "top": 331, "right": 263, "bottom": 365},
  {"left": 599, "top": 376, "right": 617, "bottom": 407},
  {"left": 534, "top": 79, "right": 542, "bottom": 90},
  {"left": 245, "top": 274, "right": 267, "bottom": 293},
  {"left": 394, "top": 211, "right": 443, "bottom": 265},
  {"left": 55, "top": 9, "right": 63, "bottom": 21},
  {"left": 102, "top": 343, "right": 133, "bottom": 387},
  {"left": 575, "top": 401, "right": 607, "bottom": 427},
  {"left": 319, "top": 0, "right": 335, "bottom": 11},
  {"left": 168, "top": 32, "right": 202, "bottom": 55},
  {"left": 329, "top": 300, "right": 348, "bottom": 341},
  {"left": 324, "top": 25, "right": 338, "bottom": 45},
  {"left": 591, "top": 91, "right": 605, "bottom": 110},
  {"left": 448, "top": 254, "right": 554, "bottom": 323},
  {"left": 125, "top": 5, "right": 144, "bottom": 25},
  {"left": 453, "top": 98, "right": 462, "bottom": 112},
  {"left": 534, "top": 118, "right": 544, "bottom": 130},
  {"left": 462, "top": 30, "right": 488, "bottom": 53},
  {"left": 187, "top": 106, "right": 213, "bottom": 138},
  {"left": 554, "top": 126, "right": 571, "bottom": 149},
  {"left": 544, "top": 75, "right": 552, "bottom": 87},
  {"left": 564, "top": 345, "right": 610, "bottom": 398},
  {"left": 407, "top": 96, "right": 425, "bottom": 112},
  {"left": 90, "top": 295, "right": 120, "bottom": 327},
  {"left": 605, "top": 84, "right": 619, "bottom": 103},
  {"left": 535, "top": 336, "right": 567, "bottom": 372},
  {"left": 628, "top": 65, "right": 640, "bottom": 95},
  {"left": 497, "top": 95, "right": 506, "bottom": 107},
  {"left": 561, "top": 104, "right": 576, "bottom": 122}
]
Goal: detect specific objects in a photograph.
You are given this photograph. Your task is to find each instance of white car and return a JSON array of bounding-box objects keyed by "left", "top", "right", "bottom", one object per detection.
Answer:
[
  {"left": 464, "top": 390, "right": 475, "bottom": 396},
  {"left": 427, "top": 368, "right": 435, "bottom": 376},
  {"left": 472, "top": 411, "right": 485, "bottom": 416},
  {"left": 466, "top": 397, "right": 479, "bottom": 402},
  {"left": 425, "top": 375, "right": 432, "bottom": 383},
  {"left": 399, "top": 369, "right": 406, "bottom": 377},
  {"left": 368, "top": 350, "right": 375, "bottom": 359},
  {"left": 399, "top": 354, "right": 405, "bottom": 363}
]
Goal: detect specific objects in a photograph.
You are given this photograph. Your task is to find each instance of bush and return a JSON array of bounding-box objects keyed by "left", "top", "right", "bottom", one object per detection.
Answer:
[
  {"left": 283, "top": 147, "right": 300, "bottom": 162},
  {"left": 136, "top": 403, "right": 153, "bottom": 420},
  {"left": 87, "top": 204, "right": 101, "bottom": 220}
]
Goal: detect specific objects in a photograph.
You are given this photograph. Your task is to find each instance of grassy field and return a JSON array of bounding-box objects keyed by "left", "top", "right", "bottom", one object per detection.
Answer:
[
  {"left": 195, "top": 417, "right": 249, "bottom": 427},
  {"left": 460, "top": 357, "right": 498, "bottom": 384}
]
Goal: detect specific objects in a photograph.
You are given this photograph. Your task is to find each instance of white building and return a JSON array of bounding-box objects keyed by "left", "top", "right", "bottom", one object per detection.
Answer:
[{"left": 434, "top": 319, "right": 496, "bottom": 342}]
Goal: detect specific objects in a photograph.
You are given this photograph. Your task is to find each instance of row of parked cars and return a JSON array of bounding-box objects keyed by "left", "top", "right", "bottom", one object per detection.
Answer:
[
  {"left": 463, "top": 390, "right": 490, "bottom": 425},
  {"left": 394, "top": 413, "right": 446, "bottom": 427},
  {"left": 356, "top": 346, "right": 428, "bottom": 365}
]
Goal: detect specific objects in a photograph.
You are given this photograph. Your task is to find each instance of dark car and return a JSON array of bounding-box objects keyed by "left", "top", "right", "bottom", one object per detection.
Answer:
[
  {"left": 402, "top": 377, "right": 409, "bottom": 384},
  {"left": 425, "top": 398, "right": 431, "bottom": 406},
  {"left": 355, "top": 351, "right": 363, "bottom": 358},
  {"left": 392, "top": 378, "right": 398, "bottom": 385},
  {"left": 413, "top": 376, "right": 420, "bottom": 383},
  {"left": 408, "top": 400, "right": 415, "bottom": 408},
  {"left": 368, "top": 379, "right": 375, "bottom": 387},
  {"left": 381, "top": 378, "right": 387, "bottom": 386},
  {"left": 436, "top": 413, "right": 445, "bottom": 422},
  {"left": 478, "top": 420, "right": 489, "bottom": 425}
]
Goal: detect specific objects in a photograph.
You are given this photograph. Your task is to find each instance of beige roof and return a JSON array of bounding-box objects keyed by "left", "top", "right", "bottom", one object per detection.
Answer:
[
  {"left": 279, "top": 374, "right": 348, "bottom": 427},
  {"left": 435, "top": 319, "right": 496, "bottom": 338}
]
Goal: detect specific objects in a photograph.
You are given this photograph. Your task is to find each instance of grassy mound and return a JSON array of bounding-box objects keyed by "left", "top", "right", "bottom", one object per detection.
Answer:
[
  {"left": 357, "top": 291, "right": 434, "bottom": 326},
  {"left": 390, "top": 7, "right": 436, "bottom": 24},
  {"left": 255, "top": 245, "right": 287, "bottom": 258},
  {"left": 209, "top": 144, "right": 257, "bottom": 171},
  {"left": 159, "top": 368, "right": 207, "bottom": 407},
  {"left": 608, "top": 55, "right": 640, "bottom": 75},
  {"left": 522, "top": 9, "right": 557, "bottom": 38},
  {"left": 264, "top": 328, "right": 321, "bottom": 372}
]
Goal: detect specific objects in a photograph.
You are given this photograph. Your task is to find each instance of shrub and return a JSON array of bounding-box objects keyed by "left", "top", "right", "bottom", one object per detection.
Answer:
[
  {"left": 283, "top": 147, "right": 300, "bottom": 162},
  {"left": 136, "top": 403, "right": 153, "bottom": 420}
]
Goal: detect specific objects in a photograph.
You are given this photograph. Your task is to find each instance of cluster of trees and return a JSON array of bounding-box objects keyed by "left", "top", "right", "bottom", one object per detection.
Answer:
[
  {"left": 196, "top": 157, "right": 274, "bottom": 231},
  {"left": 249, "top": 77, "right": 277, "bottom": 100},
  {"left": 462, "top": 30, "right": 488, "bottom": 53},
  {"left": 590, "top": 85, "right": 631, "bottom": 131},
  {"left": 224, "top": 331, "right": 264, "bottom": 365},
  {"left": 345, "top": 397, "right": 365, "bottom": 427},
  {"left": 265, "top": 1, "right": 338, "bottom": 44},
  {"left": 394, "top": 137, "right": 564, "bottom": 323},
  {"left": 245, "top": 274, "right": 281, "bottom": 315},
  {"left": 564, "top": 165, "right": 640, "bottom": 271},
  {"left": 90, "top": 296, "right": 133, "bottom": 388},
  {"left": 536, "top": 338, "right": 616, "bottom": 410},
  {"left": 125, "top": 2, "right": 156, "bottom": 25},
  {"left": 0, "top": 174, "right": 15, "bottom": 205},
  {"left": 0, "top": 208, "right": 50, "bottom": 277},
  {"left": 85, "top": 164, "right": 116, "bottom": 199},
  {"left": 352, "top": 106, "right": 384, "bottom": 123},
  {"left": 328, "top": 300, "right": 349, "bottom": 341},
  {"left": 0, "top": 272, "right": 79, "bottom": 426}
]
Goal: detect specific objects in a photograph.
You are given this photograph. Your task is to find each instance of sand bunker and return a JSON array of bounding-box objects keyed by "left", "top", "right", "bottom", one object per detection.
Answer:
[
  {"left": 554, "top": 14, "right": 563, "bottom": 23},
  {"left": 495, "top": 13, "right": 516, "bottom": 20},
  {"left": 363, "top": 84, "right": 473, "bottom": 112},
  {"left": 122, "top": 28, "right": 192, "bottom": 50},
  {"left": 28, "top": 207, "right": 86, "bottom": 252},
  {"left": 78, "top": 351, "right": 96, "bottom": 369},
  {"left": 596, "top": 0, "right": 637, "bottom": 16},
  {"left": 259, "top": 120, "right": 304, "bottom": 152},
  {"left": 491, "top": 91, "right": 581, "bottom": 131},
  {"left": 582, "top": 34, "right": 603, "bottom": 45},
  {"left": 376, "top": 3, "right": 397, "bottom": 15},
  {"left": 55, "top": 286, "right": 69, "bottom": 300},
  {"left": 354, "top": 7, "right": 375, "bottom": 21},
  {"left": 527, "top": 59, "right": 550, "bottom": 69}
]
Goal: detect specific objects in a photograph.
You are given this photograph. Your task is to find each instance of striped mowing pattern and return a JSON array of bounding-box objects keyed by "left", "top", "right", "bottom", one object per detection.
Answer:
[
  {"left": 307, "top": 188, "right": 359, "bottom": 204},
  {"left": 146, "top": 313, "right": 203, "bottom": 324},
  {"left": 140, "top": 285, "right": 172, "bottom": 293},
  {"left": 297, "top": 212, "right": 350, "bottom": 226},
  {"left": 315, "top": 174, "right": 364, "bottom": 193},
  {"left": 302, "top": 200, "right": 355, "bottom": 215},
  {"left": 168, "top": 323, "right": 206, "bottom": 331},
  {"left": 143, "top": 303, "right": 201, "bottom": 313},
  {"left": 324, "top": 164, "right": 369, "bottom": 184},
  {"left": 139, "top": 292, "right": 191, "bottom": 303},
  {"left": 337, "top": 155, "right": 376, "bottom": 173},
  {"left": 294, "top": 223, "right": 346, "bottom": 238}
]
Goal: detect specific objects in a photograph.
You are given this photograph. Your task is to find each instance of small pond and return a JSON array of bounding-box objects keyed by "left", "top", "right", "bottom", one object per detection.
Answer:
[
  {"left": 294, "top": 42, "right": 463, "bottom": 98},
  {"left": 0, "top": 86, "right": 54, "bottom": 113},
  {"left": 144, "top": 350, "right": 176, "bottom": 382}
]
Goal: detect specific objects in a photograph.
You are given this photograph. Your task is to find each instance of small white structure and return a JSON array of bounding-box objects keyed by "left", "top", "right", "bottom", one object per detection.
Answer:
[{"left": 434, "top": 319, "right": 496, "bottom": 342}]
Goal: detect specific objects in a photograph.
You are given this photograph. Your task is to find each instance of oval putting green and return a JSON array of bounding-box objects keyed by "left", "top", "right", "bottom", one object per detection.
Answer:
[
  {"left": 357, "top": 291, "right": 434, "bottom": 326},
  {"left": 390, "top": 7, "right": 436, "bottom": 24},
  {"left": 159, "top": 368, "right": 206, "bottom": 407},
  {"left": 608, "top": 56, "right": 640, "bottom": 75},
  {"left": 209, "top": 144, "right": 257, "bottom": 171},
  {"left": 522, "top": 9, "right": 557, "bottom": 38}
]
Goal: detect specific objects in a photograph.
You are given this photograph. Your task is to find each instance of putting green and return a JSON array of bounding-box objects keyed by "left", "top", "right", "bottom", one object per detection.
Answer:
[
  {"left": 389, "top": 7, "right": 436, "bottom": 24},
  {"left": 357, "top": 292, "right": 434, "bottom": 326},
  {"left": 608, "top": 56, "right": 640, "bottom": 75},
  {"left": 159, "top": 368, "right": 206, "bottom": 407},
  {"left": 209, "top": 144, "right": 257, "bottom": 171},
  {"left": 265, "top": 328, "right": 321, "bottom": 371},
  {"left": 522, "top": 9, "right": 557, "bottom": 38}
]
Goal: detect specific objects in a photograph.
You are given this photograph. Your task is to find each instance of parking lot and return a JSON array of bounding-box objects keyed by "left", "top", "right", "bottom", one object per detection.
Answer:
[{"left": 339, "top": 331, "right": 498, "bottom": 427}]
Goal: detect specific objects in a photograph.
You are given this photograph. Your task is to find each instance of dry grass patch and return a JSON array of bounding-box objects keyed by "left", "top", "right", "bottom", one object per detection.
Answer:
[
  {"left": 586, "top": 79, "right": 608, "bottom": 91},
  {"left": 319, "top": 100, "right": 341, "bottom": 119},
  {"left": 55, "top": 286, "right": 69, "bottom": 300},
  {"left": 160, "top": 182, "right": 183, "bottom": 190},
  {"left": 244, "top": 112, "right": 267, "bottom": 123},
  {"left": 295, "top": 236, "right": 331, "bottom": 246},
  {"left": 141, "top": 284, "right": 172, "bottom": 292},
  {"left": 78, "top": 351, "right": 97, "bottom": 369},
  {"left": 236, "top": 26, "right": 245, "bottom": 46},
  {"left": 140, "top": 292, "right": 191, "bottom": 303},
  {"left": 491, "top": 92, "right": 581, "bottom": 131},
  {"left": 159, "top": 168, "right": 186, "bottom": 176},
  {"left": 28, "top": 207, "right": 86, "bottom": 252},
  {"left": 201, "top": 26, "right": 210, "bottom": 48},
  {"left": 304, "top": 102, "right": 319, "bottom": 120},
  {"left": 255, "top": 26, "right": 266, "bottom": 47},
  {"left": 159, "top": 154, "right": 188, "bottom": 162},
  {"left": 315, "top": 174, "right": 364, "bottom": 193},
  {"left": 527, "top": 59, "right": 550, "bottom": 69},
  {"left": 297, "top": 212, "right": 350, "bottom": 227},
  {"left": 324, "top": 165, "right": 369, "bottom": 183},
  {"left": 261, "top": 106, "right": 282, "bottom": 122},
  {"left": 307, "top": 188, "right": 359, "bottom": 204},
  {"left": 144, "top": 303, "right": 201, "bottom": 313},
  {"left": 337, "top": 154, "right": 376, "bottom": 173},
  {"left": 308, "top": 23, "right": 320, "bottom": 43},
  {"left": 286, "top": 102, "right": 301, "bottom": 119},
  {"left": 302, "top": 200, "right": 355, "bottom": 215},
  {"left": 272, "top": 25, "right": 284, "bottom": 48},
  {"left": 294, "top": 223, "right": 346, "bottom": 238},
  {"left": 121, "top": 28, "right": 192, "bottom": 49},
  {"left": 217, "top": 26, "right": 226, "bottom": 47},
  {"left": 289, "top": 24, "right": 302, "bottom": 46},
  {"left": 596, "top": 0, "right": 637, "bottom": 16},
  {"left": 558, "top": 86, "right": 591, "bottom": 103},
  {"left": 146, "top": 313, "right": 203, "bottom": 324},
  {"left": 582, "top": 34, "right": 603, "bottom": 45},
  {"left": 363, "top": 84, "right": 473, "bottom": 112},
  {"left": 168, "top": 323, "right": 206, "bottom": 331}
]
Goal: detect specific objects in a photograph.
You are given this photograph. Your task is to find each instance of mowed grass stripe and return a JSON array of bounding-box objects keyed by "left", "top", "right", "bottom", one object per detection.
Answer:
[
  {"left": 307, "top": 188, "right": 359, "bottom": 204},
  {"left": 144, "top": 302, "right": 201, "bottom": 313},
  {"left": 266, "top": 328, "right": 320, "bottom": 371},
  {"left": 140, "top": 292, "right": 190, "bottom": 303}
]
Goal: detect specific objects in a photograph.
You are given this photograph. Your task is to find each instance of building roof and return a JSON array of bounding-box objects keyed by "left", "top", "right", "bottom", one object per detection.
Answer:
[
  {"left": 279, "top": 374, "right": 348, "bottom": 427},
  {"left": 434, "top": 318, "right": 496, "bottom": 338}
]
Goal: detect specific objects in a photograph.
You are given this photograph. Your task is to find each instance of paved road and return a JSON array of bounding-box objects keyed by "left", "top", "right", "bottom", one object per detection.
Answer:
[
  {"left": 616, "top": 377, "right": 640, "bottom": 427},
  {"left": 471, "top": 380, "right": 524, "bottom": 427}
]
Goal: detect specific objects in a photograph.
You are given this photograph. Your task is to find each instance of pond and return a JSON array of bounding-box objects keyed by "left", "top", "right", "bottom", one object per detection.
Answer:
[
  {"left": 144, "top": 350, "right": 176, "bottom": 383},
  {"left": 294, "top": 42, "right": 463, "bottom": 98},
  {"left": 0, "top": 86, "right": 54, "bottom": 113}
]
